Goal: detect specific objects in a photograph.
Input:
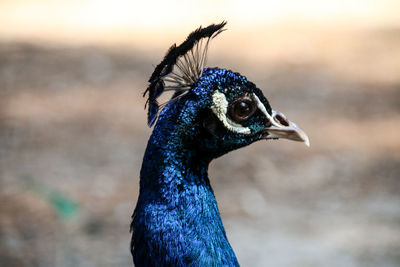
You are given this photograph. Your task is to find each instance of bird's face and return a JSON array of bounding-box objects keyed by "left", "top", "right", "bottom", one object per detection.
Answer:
[
  {"left": 190, "top": 68, "right": 309, "bottom": 158},
  {"left": 144, "top": 22, "right": 308, "bottom": 160}
]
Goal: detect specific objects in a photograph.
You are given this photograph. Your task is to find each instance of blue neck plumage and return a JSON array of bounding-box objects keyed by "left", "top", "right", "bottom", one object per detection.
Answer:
[{"left": 133, "top": 101, "right": 239, "bottom": 266}]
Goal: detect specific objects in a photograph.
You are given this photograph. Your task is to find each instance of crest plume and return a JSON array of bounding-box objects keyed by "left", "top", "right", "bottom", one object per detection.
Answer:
[{"left": 144, "top": 21, "right": 227, "bottom": 126}]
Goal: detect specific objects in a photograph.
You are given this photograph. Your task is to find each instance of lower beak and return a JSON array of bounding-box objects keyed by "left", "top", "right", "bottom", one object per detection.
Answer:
[{"left": 262, "top": 109, "right": 310, "bottom": 147}]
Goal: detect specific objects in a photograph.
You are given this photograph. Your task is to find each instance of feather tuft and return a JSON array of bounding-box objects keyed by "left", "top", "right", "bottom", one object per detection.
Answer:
[{"left": 144, "top": 21, "right": 227, "bottom": 126}]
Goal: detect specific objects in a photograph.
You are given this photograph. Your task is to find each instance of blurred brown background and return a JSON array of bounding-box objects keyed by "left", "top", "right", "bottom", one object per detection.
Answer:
[{"left": 1, "top": 1, "right": 400, "bottom": 266}]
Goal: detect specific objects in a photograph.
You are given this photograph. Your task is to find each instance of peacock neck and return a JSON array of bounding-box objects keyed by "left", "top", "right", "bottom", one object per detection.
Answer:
[
  {"left": 133, "top": 118, "right": 239, "bottom": 266},
  {"left": 140, "top": 130, "right": 211, "bottom": 199}
]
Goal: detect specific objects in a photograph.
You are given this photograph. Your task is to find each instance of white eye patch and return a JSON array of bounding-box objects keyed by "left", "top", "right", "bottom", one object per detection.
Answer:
[
  {"left": 211, "top": 90, "right": 271, "bottom": 134},
  {"left": 211, "top": 91, "right": 251, "bottom": 134}
]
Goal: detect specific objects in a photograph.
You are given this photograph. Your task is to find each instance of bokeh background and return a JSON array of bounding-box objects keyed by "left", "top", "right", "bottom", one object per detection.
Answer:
[{"left": 1, "top": 1, "right": 400, "bottom": 266}]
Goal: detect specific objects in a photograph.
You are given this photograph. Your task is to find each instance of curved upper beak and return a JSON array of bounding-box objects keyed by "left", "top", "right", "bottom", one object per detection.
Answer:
[{"left": 262, "top": 109, "right": 310, "bottom": 147}]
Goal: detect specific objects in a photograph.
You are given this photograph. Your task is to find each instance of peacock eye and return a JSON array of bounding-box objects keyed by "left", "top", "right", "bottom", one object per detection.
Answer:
[{"left": 228, "top": 95, "right": 257, "bottom": 122}]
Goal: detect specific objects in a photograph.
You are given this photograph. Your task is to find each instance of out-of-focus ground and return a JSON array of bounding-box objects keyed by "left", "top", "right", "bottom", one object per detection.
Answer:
[{"left": 1, "top": 1, "right": 400, "bottom": 266}]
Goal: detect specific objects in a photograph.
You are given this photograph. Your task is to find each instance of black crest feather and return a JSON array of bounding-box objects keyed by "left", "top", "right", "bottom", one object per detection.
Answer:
[{"left": 143, "top": 21, "right": 227, "bottom": 126}]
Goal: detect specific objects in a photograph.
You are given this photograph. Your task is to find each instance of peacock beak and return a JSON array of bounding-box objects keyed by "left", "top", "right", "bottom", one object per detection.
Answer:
[{"left": 262, "top": 109, "right": 310, "bottom": 147}]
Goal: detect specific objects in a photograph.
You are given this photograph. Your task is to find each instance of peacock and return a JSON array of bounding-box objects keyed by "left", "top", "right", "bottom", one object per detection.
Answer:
[{"left": 130, "top": 22, "right": 309, "bottom": 266}]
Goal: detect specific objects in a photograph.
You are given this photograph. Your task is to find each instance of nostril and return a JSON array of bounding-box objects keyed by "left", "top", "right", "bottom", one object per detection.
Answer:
[{"left": 275, "top": 114, "right": 289, "bottom": 126}]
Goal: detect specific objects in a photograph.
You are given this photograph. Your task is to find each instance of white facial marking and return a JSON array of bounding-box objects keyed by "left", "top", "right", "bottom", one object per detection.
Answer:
[
  {"left": 211, "top": 91, "right": 251, "bottom": 134},
  {"left": 252, "top": 94, "right": 282, "bottom": 128},
  {"left": 211, "top": 91, "right": 279, "bottom": 135}
]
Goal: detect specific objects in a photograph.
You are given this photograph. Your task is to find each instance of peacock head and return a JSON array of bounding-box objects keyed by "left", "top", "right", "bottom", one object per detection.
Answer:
[{"left": 144, "top": 22, "right": 309, "bottom": 160}]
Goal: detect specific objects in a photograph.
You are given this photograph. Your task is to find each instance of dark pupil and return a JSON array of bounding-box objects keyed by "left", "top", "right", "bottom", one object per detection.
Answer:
[{"left": 235, "top": 101, "right": 251, "bottom": 118}]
